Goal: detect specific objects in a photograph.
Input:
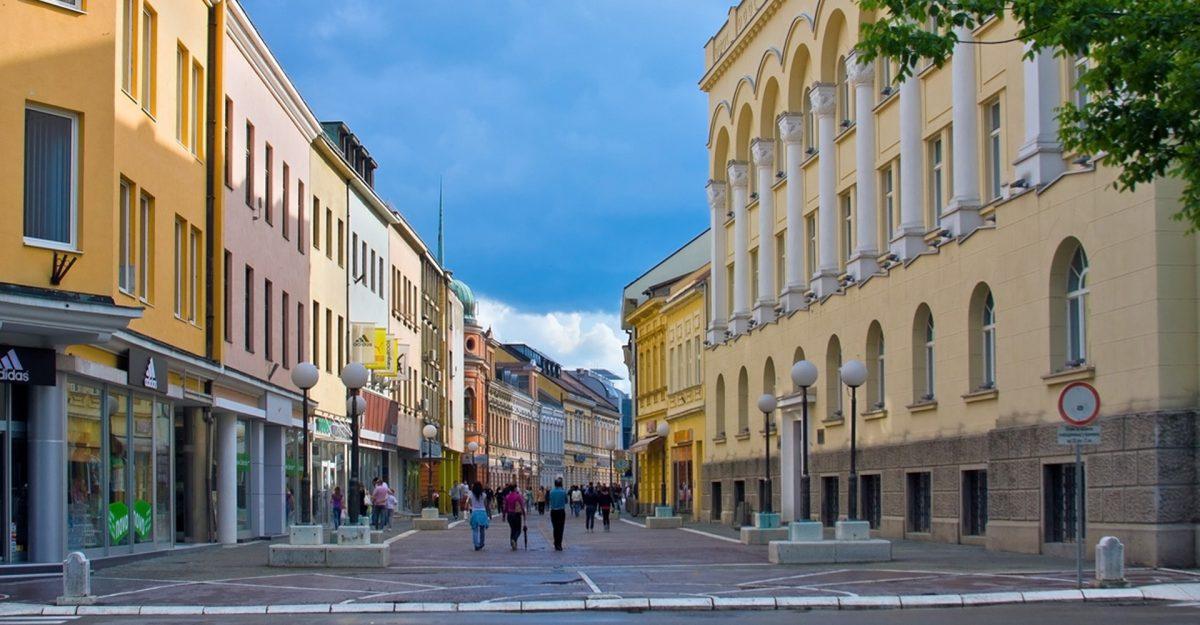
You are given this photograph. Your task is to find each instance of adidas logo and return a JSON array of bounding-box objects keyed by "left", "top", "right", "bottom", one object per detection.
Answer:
[{"left": 0, "top": 349, "right": 30, "bottom": 383}]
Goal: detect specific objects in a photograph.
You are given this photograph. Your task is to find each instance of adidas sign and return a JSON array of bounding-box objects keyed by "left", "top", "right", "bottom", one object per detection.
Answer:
[{"left": 0, "top": 349, "right": 30, "bottom": 383}]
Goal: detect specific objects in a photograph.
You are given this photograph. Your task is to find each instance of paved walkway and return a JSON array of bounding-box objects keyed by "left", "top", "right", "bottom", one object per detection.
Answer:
[{"left": 1, "top": 511, "right": 1197, "bottom": 609}]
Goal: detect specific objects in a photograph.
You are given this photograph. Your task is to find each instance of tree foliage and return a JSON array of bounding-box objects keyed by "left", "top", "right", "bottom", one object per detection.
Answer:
[{"left": 855, "top": 0, "right": 1200, "bottom": 230}]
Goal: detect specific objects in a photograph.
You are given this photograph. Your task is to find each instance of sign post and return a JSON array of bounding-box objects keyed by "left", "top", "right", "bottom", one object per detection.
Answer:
[{"left": 1057, "top": 381, "right": 1101, "bottom": 589}]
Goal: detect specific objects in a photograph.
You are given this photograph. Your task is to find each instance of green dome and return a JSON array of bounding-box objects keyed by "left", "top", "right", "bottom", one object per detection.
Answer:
[{"left": 449, "top": 278, "right": 476, "bottom": 322}]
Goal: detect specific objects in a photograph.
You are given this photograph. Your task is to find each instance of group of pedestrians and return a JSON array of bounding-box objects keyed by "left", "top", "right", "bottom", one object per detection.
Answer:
[
  {"left": 462, "top": 481, "right": 532, "bottom": 551},
  {"left": 460, "top": 478, "right": 628, "bottom": 552},
  {"left": 324, "top": 477, "right": 397, "bottom": 531},
  {"left": 562, "top": 483, "right": 618, "bottom": 532}
]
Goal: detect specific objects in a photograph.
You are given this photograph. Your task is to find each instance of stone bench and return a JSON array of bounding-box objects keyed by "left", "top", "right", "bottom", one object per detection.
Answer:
[
  {"left": 768, "top": 520, "right": 891, "bottom": 564},
  {"left": 268, "top": 543, "right": 389, "bottom": 568},
  {"left": 741, "top": 513, "right": 789, "bottom": 544},
  {"left": 646, "top": 506, "right": 682, "bottom": 529}
]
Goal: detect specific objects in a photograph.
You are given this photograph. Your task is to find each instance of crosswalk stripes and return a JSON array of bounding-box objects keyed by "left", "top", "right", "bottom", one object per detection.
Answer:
[{"left": 0, "top": 616, "right": 79, "bottom": 625}]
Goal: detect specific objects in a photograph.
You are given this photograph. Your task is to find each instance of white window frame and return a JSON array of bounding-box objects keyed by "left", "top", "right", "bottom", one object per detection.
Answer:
[
  {"left": 841, "top": 193, "right": 854, "bottom": 265},
  {"left": 805, "top": 213, "right": 817, "bottom": 279},
  {"left": 122, "top": 0, "right": 135, "bottom": 95},
  {"left": 1071, "top": 55, "right": 1089, "bottom": 109},
  {"left": 119, "top": 180, "right": 133, "bottom": 293},
  {"left": 140, "top": 6, "right": 154, "bottom": 116},
  {"left": 190, "top": 63, "right": 202, "bottom": 156},
  {"left": 36, "top": 0, "right": 84, "bottom": 11},
  {"left": 188, "top": 227, "right": 200, "bottom": 323},
  {"left": 173, "top": 218, "right": 183, "bottom": 317},
  {"left": 924, "top": 316, "right": 936, "bottom": 399},
  {"left": 876, "top": 334, "right": 886, "bottom": 408},
  {"left": 1066, "top": 249, "right": 1089, "bottom": 365},
  {"left": 929, "top": 136, "right": 944, "bottom": 228},
  {"left": 982, "top": 292, "right": 996, "bottom": 387},
  {"left": 23, "top": 104, "right": 80, "bottom": 252},
  {"left": 986, "top": 100, "right": 1002, "bottom": 202},
  {"left": 138, "top": 193, "right": 152, "bottom": 302},
  {"left": 175, "top": 46, "right": 186, "bottom": 144},
  {"left": 881, "top": 164, "right": 895, "bottom": 247}
]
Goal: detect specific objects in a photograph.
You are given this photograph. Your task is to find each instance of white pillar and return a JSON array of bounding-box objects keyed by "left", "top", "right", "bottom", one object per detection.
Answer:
[
  {"left": 706, "top": 180, "right": 729, "bottom": 343},
  {"left": 728, "top": 160, "right": 752, "bottom": 334},
  {"left": 847, "top": 52, "right": 879, "bottom": 280},
  {"left": 942, "top": 25, "right": 982, "bottom": 236},
  {"left": 779, "top": 409, "right": 796, "bottom": 522},
  {"left": 1014, "top": 44, "right": 1064, "bottom": 188},
  {"left": 751, "top": 138, "right": 778, "bottom": 325},
  {"left": 216, "top": 412, "right": 237, "bottom": 544},
  {"left": 810, "top": 83, "right": 840, "bottom": 298},
  {"left": 776, "top": 113, "right": 808, "bottom": 311},
  {"left": 263, "top": 424, "right": 286, "bottom": 535},
  {"left": 893, "top": 72, "right": 926, "bottom": 259},
  {"left": 28, "top": 373, "right": 66, "bottom": 562}
]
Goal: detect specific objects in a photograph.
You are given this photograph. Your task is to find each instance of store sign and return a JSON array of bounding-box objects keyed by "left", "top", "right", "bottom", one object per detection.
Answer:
[
  {"left": 0, "top": 345, "right": 55, "bottom": 386},
  {"left": 315, "top": 417, "right": 332, "bottom": 435},
  {"left": 573, "top": 453, "right": 588, "bottom": 463},
  {"left": 350, "top": 322, "right": 376, "bottom": 365},
  {"left": 127, "top": 349, "right": 168, "bottom": 393}
]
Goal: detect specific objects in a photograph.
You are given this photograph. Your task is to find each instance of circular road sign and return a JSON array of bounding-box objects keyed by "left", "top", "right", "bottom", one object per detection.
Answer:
[{"left": 1058, "top": 382, "right": 1101, "bottom": 426}]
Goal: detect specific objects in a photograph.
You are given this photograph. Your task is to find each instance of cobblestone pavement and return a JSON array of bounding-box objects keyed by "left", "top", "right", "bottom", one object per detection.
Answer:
[{"left": 1, "top": 511, "right": 1196, "bottom": 608}]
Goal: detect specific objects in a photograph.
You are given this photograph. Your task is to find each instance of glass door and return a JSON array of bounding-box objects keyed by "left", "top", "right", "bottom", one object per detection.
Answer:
[{"left": 1, "top": 423, "right": 7, "bottom": 564}]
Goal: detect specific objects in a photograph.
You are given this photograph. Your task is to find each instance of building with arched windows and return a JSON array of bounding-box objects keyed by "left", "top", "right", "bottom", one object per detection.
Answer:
[{"left": 697, "top": 0, "right": 1198, "bottom": 566}]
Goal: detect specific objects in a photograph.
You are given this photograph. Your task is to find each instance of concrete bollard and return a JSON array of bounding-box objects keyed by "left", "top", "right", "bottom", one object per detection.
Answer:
[
  {"left": 1094, "top": 536, "right": 1127, "bottom": 587},
  {"left": 56, "top": 551, "right": 96, "bottom": 606}
]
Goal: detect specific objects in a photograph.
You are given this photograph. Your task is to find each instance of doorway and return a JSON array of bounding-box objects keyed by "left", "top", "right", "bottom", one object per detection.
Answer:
[{"left": 1, "top": 385, "right": 29, "bottom": 564}]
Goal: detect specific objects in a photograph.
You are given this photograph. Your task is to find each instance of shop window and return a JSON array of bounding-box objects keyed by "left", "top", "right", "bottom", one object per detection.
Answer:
[
  {"left": 906, "top": 471, "right": 931, "bottom": 533},
  {"left": 963, "top": 469, "right": 988, "bottom": 536},
  {"left": 860, "top": 474, "right": 881, "bottom": 529},
  {"left": 67, "top": 381, "right": 104, "bottom": 550}
]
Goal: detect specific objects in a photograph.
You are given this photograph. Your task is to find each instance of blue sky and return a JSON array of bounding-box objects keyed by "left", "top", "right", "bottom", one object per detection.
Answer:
[{"left": 244, "top": 0, "right": 729, "bottom": 377}]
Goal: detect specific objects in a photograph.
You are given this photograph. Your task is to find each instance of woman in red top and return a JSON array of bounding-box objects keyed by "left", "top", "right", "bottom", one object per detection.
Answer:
[{"left": 503, "top": 484, "right": 526, "bottom": 550}]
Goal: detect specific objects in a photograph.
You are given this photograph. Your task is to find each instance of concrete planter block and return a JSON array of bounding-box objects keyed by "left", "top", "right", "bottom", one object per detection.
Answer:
[
  {"left": 268, "top": 544, "right": 327, "bottom": 567},
  {"left": 56, "top": 552, "right": 95, "bottom": 606},
  {"left": 421, "top": 507, "right": 441, "bottom": 520},
  {"left": 835, "top": 520, "right": 871, "bottom": 541},
  {"left": 788, "top": 521, "right": 823, "bottom": 542},
  {"left": 325, "top": 545, "right": 389, "bottom": 568},
  {"left": 645, "top": 516, "right": 683, "bottom": 529},
  {"left": 414, "top": 517, "right": 450, "bottom": 530},
  {"left": 289, "top": 525, "right": 324, "bottom": 545},
  {"left": 740, "top": 526, "right": 789, "bottom": 545},
  {"left": 1095, "top": 536, "right": 1127, "bottom": 587},
  {"left": 336, "top": 525, "right": 372, "bottom": 545},
  {"left": 768, "top": 540, "right": 837, "bottom": 564},
  {"left": 755, "top": 513, "right": 781, "bottom": 529},
  {"left": 833, "top": 539, "right": 892, "bottom": 562},
  {"left": 654, "top": 506, "right": 674, "bottom": 518}
]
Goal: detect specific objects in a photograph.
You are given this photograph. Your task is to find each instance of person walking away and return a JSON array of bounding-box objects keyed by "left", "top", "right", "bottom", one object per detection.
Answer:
[
  {"left": 598, "top": 486, "right": 613, "bottom": 531},
  {"left": 548, "top": 478, "right": 568, "bottom": 551},
  {"left": 583, "top": 485, "right": 598, "bottom": 532},
  {"left": 449, "top": 482, "right": 460, "bottom": 520},
  {"left": 503, "top": 483, "right": 526, "bottom": 550},
  {"left": 371, "top": 478, "right": 390, "bottom": 529},
  {"left": 468, "top": 482, "right": 490, "bottom": 550},
  {"left": 537, "top": 487, "right": 547, "bottom": 515},
  {"left": 385, "top": 488, "right": 397, "bottom": 529},
  {"left": 570, "top": 487, "right": 583, "bottom": 517},
  {"left": 330, "top": 486, "right": 343, "bottom": 530}
]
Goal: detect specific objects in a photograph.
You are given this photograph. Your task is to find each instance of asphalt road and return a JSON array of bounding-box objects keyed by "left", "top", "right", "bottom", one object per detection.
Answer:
[{"left": 9, "top": 601, "right": 1199, "bottom": 625}]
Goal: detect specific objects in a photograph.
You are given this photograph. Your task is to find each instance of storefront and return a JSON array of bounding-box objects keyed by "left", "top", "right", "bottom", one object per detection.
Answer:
[
  {"left": 1, "top": 346, "right": 56, "bottom": 564},
  {"left": 311, "top": 414, "right": 350, "bottom": 526}
]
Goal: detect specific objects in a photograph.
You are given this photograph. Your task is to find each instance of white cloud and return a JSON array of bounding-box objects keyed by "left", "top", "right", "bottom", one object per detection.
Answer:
[{"left": 474, "top": 296, "right": 629, "bottom": 391}]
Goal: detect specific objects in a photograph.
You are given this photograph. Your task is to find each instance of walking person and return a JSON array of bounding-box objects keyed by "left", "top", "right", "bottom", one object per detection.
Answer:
[
  {"left": 598, "top": 485, "right": 613, "bottom": 531},
  {"left": 371, "top": 478, "right": 390, "bottom": 530},
  {"left": 548, "top": 477, "right": 567, "bottom": 551},
  {"left": 583, "top": 484, "right": 598, "bottom": 532},
  {"left": 570, "top": 486, "right": 583, "bottom": 517},
  {"left": 467, "top": 482, "right": 490, "bottom": 550},
  {"left": 449, "top": 482, "right": 461, "bottom": 521},
  {"left": 503, "top": 483, "right": 526, "bottom": 550},
  {"left": 330, "top": 486, "right": 343, "bottom": 530},
  {"left": 385, "top": 488, "right": 397, "bottom": 530}
]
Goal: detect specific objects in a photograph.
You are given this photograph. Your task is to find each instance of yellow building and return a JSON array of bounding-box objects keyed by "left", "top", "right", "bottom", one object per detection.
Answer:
[
  {"left": 698, "top": 0, "right": 1198, "bottom": 566},
  {"left": 662, "top": 266, "right": 708, "bottom": 519}
]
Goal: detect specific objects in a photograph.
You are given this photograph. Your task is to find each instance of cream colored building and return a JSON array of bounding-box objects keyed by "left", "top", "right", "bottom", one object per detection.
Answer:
[{"left": 700, "top": 0, "right": 1198, "bottom": 566}]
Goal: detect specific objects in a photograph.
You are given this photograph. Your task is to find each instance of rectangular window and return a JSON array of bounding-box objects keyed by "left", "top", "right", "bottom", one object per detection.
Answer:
[
  {"left": 23, "top": 106, "right": 79, "bottom": 248},
  {"left": 264, "top": 279, "right": 273, "bottom": 361},
  {"left": 840, "top": 193, "right": 853, "bottom": 266},
  {"left": 1070, "top": 55, "right": 1089, "bottom": 110},
  {"left": 311, "top": 197, "right": 320, "bottom": 251},
  {"left": 295, "top": 180, "right": 304, "bottom": 251},
  {"left": 119, "top": 179, "right": 133, "bottom": 292},
  {"left": 244, "top": 265, "right": 254, "bottom": 353},
  {"left": 244, "top": 121, "right": 254, "bottom": 207},
  {"left": 749, "top": 248, "right": 759, "bottom": 303},
  {"left": 223, "top": 250, "right": 232, "bottom": 343},
  {"left": 223, "top": 98, "right": 233, "bottom": 187},
  {"left": 860, "top": 474, "right": 881, "bottom": 530},
  {"left": 1044, "top": 463, "right": 1084, "bottom": 543},
  {"left": 324, "top": 309, "right": 332, "bottom": 373},
  {"left": 351, "top": 233, "right": 359, "bottom": 277},
  {"left": 188, "top": 227, "right": 200, "bottom": 323},
  {"left": 140, "top": 5, "right": 156, "bottom": 115},
  {"left": 337, "top": 219, "right": 344, "bottom": 266},
  {"left": 138, "top": 192, "right": 153, "bottom": 302},
  {"left": 122, "top": 0, "right": 135, "bottom": 94},
  {"left": 281, "top": 162, "right": 289, "bottom": 240},
  {"left": 175, "top": 46, "right": 186, "bottom": 143},
  {"left": 775, "top": 232, "right": 785, "bottom": 297},
  {"left": 281, "top": 291, "right": 290, "bottom": 368},
  {"left": 805, "top": 213, "right": 817, "bottom": 279},
  {"left": 311, "top": 300, "right": 320, "bottom": 371},
  {"left": 264, "top": 144, "right": 273, "bottom": 225},
  {"left": 963, "top": 469, "right": 988, "bottom": 536},
  {"left": 377, "top": 257, "right": 384, "bottom": 300},
  {"left": 337, "top": 315, "right": 345, "bottom": 372},
  {"left": 881, "top": 163, "right": 895, "bottom": 248},
  {"left": 325, "top": 210, "right": 333, "bottom": 258},
  {"left": 986, "top": 99, "right": 1002, "bottom": 202},
  {"left": 190, "top": 63, "right": 202, "bottom": 157},
  {"left": 173, "top": 217, "right": 183, "bottom": 316},
  {"left": 928, "top": 136, "right": 944, "bottom": 227},
  {"left": 296, "top": 302, "right": 304, "bottom": 364},
  {"left": 906, "top": 472, "right": 932, "bottom": 533}
]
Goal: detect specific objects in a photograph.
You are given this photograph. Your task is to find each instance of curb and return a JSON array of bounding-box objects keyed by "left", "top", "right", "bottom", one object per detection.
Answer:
[{"left": 2, "top": 583, "right": 1195, "bottom": 616}]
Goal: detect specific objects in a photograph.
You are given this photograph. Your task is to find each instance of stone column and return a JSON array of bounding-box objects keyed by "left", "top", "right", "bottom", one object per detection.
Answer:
[
  {"left": 185, "top": 408, "right": 210, "bottom": 543},
  {"left": 705, "top": 180, "right": 729, "bottom": 343},
  {"left": 751, "top": 138, "right": 778, "bottom": 325},
  {"left": 776, "top": 113, "right": 808, "bottom": 311},
  {"left": 249, "top": 420, "right": 265, "bottom": 537},
  {"left": 779, "top": 409, "right": 795, "bottom": 523},
  {"left": 728, "top": 160, "right": 752, "bottom": 334},
  {"left": 215, "top": 412, "right": 237, "bottom": 544},
  {"left": 28, "top": 373, "right": 66, "bottom": 563},
  {"left": 1014, "top": 44, "right": 1064, "bottom": 188},
  {"left": 893, "top": 72, "right": 926, "bottom": 259},
  {"left": 942, "top": 26, "right": 982, "bottom": 236},
  {"left": 810, "top": 83, "right": 840, "bottom": 298},
  {"left": 847, "top": 52, "right": 879, "bottom": 280}
]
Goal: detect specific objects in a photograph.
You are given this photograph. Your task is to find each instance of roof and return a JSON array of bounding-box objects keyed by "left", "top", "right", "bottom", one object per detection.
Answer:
[{"left": 621, "top": 229, "right": 710, "bottom": 329}]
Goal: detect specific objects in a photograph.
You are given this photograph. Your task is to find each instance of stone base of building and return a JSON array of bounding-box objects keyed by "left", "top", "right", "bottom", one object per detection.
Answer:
[{"left": 699, "top": 457, "right": 781, "bottom": 528}]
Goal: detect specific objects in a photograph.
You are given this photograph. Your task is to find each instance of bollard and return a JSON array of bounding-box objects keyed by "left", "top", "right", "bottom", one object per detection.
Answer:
[
  {"left": 1094, "top": 536, "right": 1127, "bottom": 587},
  {"left": 56, "top": 551, "right": 96, "bottom": 606}
]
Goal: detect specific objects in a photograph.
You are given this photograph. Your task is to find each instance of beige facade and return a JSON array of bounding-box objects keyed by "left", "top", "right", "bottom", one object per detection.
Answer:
[{"left": 699, "top": 0, "right": 1198, "bottom": 566}]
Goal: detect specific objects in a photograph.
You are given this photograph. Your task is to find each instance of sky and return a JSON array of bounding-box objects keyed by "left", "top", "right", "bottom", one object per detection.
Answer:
[{"left": 244, "top": 0, "right": 730, "bottom": 381}]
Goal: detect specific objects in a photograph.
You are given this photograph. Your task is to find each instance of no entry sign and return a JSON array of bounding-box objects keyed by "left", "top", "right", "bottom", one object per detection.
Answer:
[{"left": 1058, "top": 382, "right": 1101, "bottom": 426}]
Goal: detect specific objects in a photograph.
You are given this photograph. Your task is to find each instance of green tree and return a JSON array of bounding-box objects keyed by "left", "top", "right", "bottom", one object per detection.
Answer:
[{"left": 855, "top": 0, "right": 1200, "bottom": 230}]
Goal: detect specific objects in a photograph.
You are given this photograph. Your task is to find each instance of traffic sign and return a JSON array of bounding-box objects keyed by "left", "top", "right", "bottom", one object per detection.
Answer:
[
  {"left": 1057, "top": 424, "right": 1101, "bottom": 445},
  {"left": 1058, "top": 382, "right": 1100, "bottom": 426}
]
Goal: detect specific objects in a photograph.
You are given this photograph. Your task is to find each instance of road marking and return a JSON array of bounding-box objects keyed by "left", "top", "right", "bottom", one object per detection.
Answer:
[
  {"left": 677, "top": 527, "right": 741, "bottom": 544},
  {"left": 384, "top": 529, "right": 419, "bottom": 544},
  {"left": 619, "top": 518, "right": 645, "bottom": 528},
  {"left": 448, "top": 520, "right": 465, "bottom": 529},
  {"left": 577, "top": 570, "right": 602, "bottom": 594},
  {"left": 0, "top": 618, "right": 78, "bottom": 625},
  {"left": 737, "top": 569, "right": 848, "bottom": 587}
]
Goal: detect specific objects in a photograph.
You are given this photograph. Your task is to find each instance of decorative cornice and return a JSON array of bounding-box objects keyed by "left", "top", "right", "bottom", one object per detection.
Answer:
[{"left": 700, "top": 0, "right": 787, "bottom": 93}]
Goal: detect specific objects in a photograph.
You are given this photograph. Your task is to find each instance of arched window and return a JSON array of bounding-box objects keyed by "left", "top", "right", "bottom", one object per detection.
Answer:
[
  {"left": 802, "top": 86, "right": 815, "bottom": 154},
  {"left": 825, "top": 336, "right": 843, "bottom": 418},
  {"left": 866, "top": 321, "right": 885, "bottom": 410},
  {"left": 912, "top": 305, "right": 935, "bottom": 402},
  {"left": 737, "top": 367, "right": 749, "bottom": 435},
  {"left": 836, "top": 56, "right": 853, "bottom": 127},
  {"left": 465, "top": 388, "right": 476, "bottom": 428},
  {"left": 715, "top": 375, "right": 726, "bottom": 437},
  {"left": 968, "top": 284, "right": 997, "bottom": 391},
  {"left": 1066, "top": 248, "right": 1089, "bottom": 365},
  {"left": 791, "top": 346, "right": 807, "bottom": 391},
  {"left": 982, "top": 293, "right": 997, "bottom": 387}
]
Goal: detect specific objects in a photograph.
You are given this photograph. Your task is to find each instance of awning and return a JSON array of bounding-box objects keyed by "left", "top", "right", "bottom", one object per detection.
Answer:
[{"left": 627, "top": 435, "right": 662, "bottom": 453}]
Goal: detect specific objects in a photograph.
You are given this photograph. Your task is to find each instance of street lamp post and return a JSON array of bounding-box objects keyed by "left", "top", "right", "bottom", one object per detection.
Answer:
[
  {"left": 340, "top": 363, "right": 369, "bottom": 525},
  {"left": 606, "top": 438, "right": 616, "bottom": 488},
  {"left": 840, "top": 360, "right": 868, "bottom": 520},
  {"left": 290, "top": 363, "right": 320, "bottom": 525},
  {"left": 467, "top": 440, "right": 479, "bottom": 484},
  {"left": 757, "top": 394, "right": 777, "bottom": 514},
  {"left": 423, "top": 423, "right": 439, "bottom": 509},
  {"left": 656, "top": 421, "right": 669, "bottom": 509},
  {"left": 791, "top": 361, "right": 818, "bottom": 522}
]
